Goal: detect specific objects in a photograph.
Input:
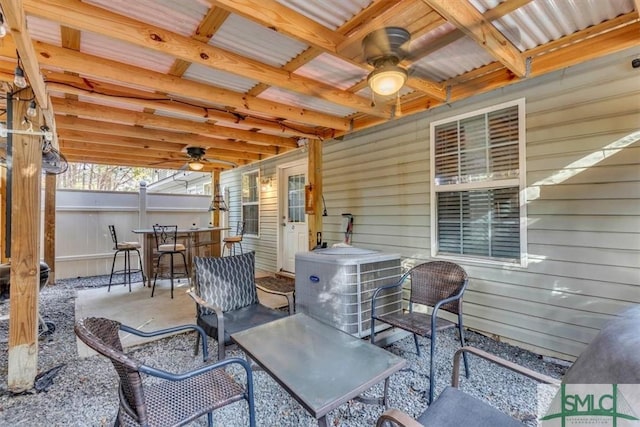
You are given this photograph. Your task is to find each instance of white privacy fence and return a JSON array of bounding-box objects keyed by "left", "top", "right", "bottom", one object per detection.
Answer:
[{"left": 52, "top": 183, "right": 215, "bottom": 280}]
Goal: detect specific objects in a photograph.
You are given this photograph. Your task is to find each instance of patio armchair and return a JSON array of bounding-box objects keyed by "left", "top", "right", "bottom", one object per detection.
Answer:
[
  {"left": 188, "top": 251, "right": 291, "bottom": 361},
  {"left": 74, "top": 316, "right": 256, "bottom": 427},
  {"left": 377, "top": 305, "right": 640, "bottom": 426},
  {"left": 370, "top": 261, "right": 470, "bottom": 404},
  {"left": 375, "top": 346, "right": 560, "bottom": 427}
]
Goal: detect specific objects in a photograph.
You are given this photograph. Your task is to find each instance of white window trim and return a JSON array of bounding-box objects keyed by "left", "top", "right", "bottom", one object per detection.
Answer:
[
  {"left": 241, "top": 169, "right": 260, "bottom": 238},
  {"left": 429, "top": 98, "right": 528, "bottom": 268}
]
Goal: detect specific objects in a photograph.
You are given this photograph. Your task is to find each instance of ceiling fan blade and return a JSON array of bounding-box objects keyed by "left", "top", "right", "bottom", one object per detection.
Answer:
[{"left": 363, "top": 27, "right": 411, "bottom": 65}]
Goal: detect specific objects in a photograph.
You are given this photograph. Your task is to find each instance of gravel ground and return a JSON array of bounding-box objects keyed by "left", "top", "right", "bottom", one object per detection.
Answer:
[{"left": 0, "top": 276, "right": 568, "bottom": 426}]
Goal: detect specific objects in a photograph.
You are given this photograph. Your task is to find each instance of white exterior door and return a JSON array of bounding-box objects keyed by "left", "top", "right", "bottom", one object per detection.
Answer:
[{"left": 279, "top": 162, "right": 308, "bottom": 273}]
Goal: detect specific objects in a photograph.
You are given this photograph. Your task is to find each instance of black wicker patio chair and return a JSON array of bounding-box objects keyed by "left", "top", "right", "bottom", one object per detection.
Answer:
[
  {"left": 370, "top": 261, "right": 470, "bottom": 404},
  {"left": 74, "top": 317, "right": 255, "bottom": 427}
]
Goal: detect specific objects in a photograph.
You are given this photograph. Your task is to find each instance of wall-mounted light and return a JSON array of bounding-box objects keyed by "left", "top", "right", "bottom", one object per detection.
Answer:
[
  {"left": 261, "top": 176, "right": 272, "bottom": 191},
  {"left": 13, "top": 65, "right": 27, "bottom": 89},
  {"left": 26, "top": 100, "right": 37, "bottom": 118}
]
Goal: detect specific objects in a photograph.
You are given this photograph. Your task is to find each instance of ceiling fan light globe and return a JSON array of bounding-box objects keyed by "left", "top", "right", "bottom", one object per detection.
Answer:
[
  {"left": 188, "top": 161, "right": 204, "bottom": 171},
  {"left": 367, "top": 64, "right": 407, "bottom": 96}
]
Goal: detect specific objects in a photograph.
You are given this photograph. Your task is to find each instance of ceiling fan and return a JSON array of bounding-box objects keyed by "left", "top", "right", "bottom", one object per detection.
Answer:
[
  {"left": 179, "top": 146, "right": 237, "bottom": 171},
  {"left": 363, "top": 27, "right": 412, "bottom": 97}
]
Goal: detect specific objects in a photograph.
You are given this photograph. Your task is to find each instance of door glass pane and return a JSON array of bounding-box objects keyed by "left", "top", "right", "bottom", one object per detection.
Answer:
[{"left": 288, "top": 173, "right": 305, "bottom": 223}]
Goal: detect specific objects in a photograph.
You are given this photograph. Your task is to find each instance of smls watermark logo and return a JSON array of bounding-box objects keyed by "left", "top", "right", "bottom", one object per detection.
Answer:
[{"left": 540, "top": 384, "right": 639, "bottom": 426}]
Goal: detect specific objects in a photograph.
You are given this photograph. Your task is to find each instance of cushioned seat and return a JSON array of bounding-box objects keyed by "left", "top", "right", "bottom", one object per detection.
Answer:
[
  {"left": 108, "top": 225, "right": 145, "bottom": 292},
  {"left": 188, "top": 251, "right": 290, "bottom": 360},
  {"left": 151, "top": 225, "right": 189, "bottom": 299},
  {"left": 415, "top": 387, "right": 523, "bottom": 427}
]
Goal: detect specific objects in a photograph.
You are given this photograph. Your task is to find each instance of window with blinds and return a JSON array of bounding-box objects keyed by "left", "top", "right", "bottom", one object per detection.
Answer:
[
  {"left": 430, "top": 99, "right": 525, "bottom": 264},
  {"left": 241, "top": 170, "right": 260, "bottom": 236}
]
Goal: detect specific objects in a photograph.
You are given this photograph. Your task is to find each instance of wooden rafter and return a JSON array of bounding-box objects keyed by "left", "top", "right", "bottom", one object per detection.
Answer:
[
  {"left": 0, "top": 0, "right": 57, "bottom": 144},
  {"left": 24, "top": 0, "right": 392, "bottom": 118},
  {"left": 422, "top": 0, "right": 527, "bottom": 77}
]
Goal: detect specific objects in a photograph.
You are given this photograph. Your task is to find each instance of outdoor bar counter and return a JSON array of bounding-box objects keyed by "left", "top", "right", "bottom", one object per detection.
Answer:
[{"left": 133, "top": 226, "right": 228, "bottom": 287}]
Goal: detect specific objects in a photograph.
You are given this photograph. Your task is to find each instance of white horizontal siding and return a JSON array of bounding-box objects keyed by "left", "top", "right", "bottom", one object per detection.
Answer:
[{"left": 221, "top": 47, "right": 640, "bottom": 359}]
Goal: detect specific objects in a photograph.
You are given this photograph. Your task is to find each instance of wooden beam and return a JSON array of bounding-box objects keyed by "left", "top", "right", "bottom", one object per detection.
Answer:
[
  {"left": 58, "top": 135, "right": 261, "bottom": 163},
  {"left": 211, "top": 170, "right": 221, "bottom": 227},
  {"left": 168, "top": 7, "right": 230, "bottom": 77},
  {"left": 42, "top": 81, "right": 322, "bottom": 139},
  {"left": 0, "top": 0, "right": 58, "bottom": 144},
  {"left": 404, "top": 0, "right": 533, "bottom": 65},
  {"left": 307, "top": 139, "right": 323, "bottom": 251},
  {"left": 55, "top": 115, "right": 283, "bottom": 155},
  {"left": 18, "top": 40, "right": 351, "bottom": 131},
  {"left": 422, "top": 0, "right": 527, "bottom": 77},
  {"left": 44, "top": 174, "right": 55, "bottom": 284},
  {"left": 62, "top": 151, "right": 236, "bottom": 170},
  {"left": 0, "top": 166, "right": 7, "bottom": 263},
  {"left": 208, "top": 0, "right": 343, "bottom": 52},
  {"left": 7, "top": 87, "right": 42, "bottom": 392},
  {"left": 25, "top": 0, "right": 392, "bottom": 118},
  {"left": 51, "top": 98, "right": 298, "bottom": 148}
]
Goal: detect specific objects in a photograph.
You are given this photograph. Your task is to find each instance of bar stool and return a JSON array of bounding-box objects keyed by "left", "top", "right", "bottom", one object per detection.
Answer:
[
  {"left": 151, "top": 225, "right": 189, "bottom": 299},
  {"left": 223, "top": 221, "right": 245, "bottom": 256},
  {"left": 108, "top": 225, "right": 145, "bottom": 292}
]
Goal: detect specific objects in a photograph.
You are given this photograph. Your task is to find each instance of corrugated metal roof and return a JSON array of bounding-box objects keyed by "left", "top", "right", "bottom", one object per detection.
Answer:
[
  {"left": 153, "top": 110, "right": 208, "bottom": 123},
  {"left": 259, "top": 87, "right": 356, "bottom": 117},
  {"left": 77, "top": 95, "right": 145, "bottom": 112},
  {"left": 83, "top": 0, "right": 207, "bottom": 37},
  {"left": 295, "top": 53, "right": 367, "bottom": 90},
  {"left": 182, "top": 63, "right": 259, "bottom": 93},
  {"left": 276, "top": 0, "right": 373, "bottom": 30},
  {"left": 411, "top": 36, "right": 495, "bottom": 82},
  {"left": 81, "top": 31, "right": 175, "bottom": 74},
  {"left": 210, "top": 14, "right": 308, "bottom": 68},
  {"left": 409, "top": 0, "right": 636, "bottom": 81},
  {"left": 493, "top": 0, "right": 636, "bottom": 51},
  {"left": 26, "top": 15, "right": 61, "bottom": 45}
]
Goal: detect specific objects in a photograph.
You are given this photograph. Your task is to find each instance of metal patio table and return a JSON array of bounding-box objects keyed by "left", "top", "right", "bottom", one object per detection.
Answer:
[{"left": 231, "top": 313, "right": 407, "bottom": 426}]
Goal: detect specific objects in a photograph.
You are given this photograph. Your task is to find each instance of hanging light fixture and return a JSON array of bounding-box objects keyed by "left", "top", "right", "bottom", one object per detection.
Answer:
[
  {"left": 13, "top": 65, "right": 27, "bottom": 88},
  {"left": 26, "top": 100, "right": 37, "bottom": 117},
  {"left": 367, "top": 60, "right": 407, "bottom": 96},
  {"left": 0, "top": 13, "right": 7, "bottom": 38},
  {"left": 209, "top": 184, "right": 228, "bottom": 211},
  {"left": 188, "top": 160, "right": 204, "bottom": 171}
]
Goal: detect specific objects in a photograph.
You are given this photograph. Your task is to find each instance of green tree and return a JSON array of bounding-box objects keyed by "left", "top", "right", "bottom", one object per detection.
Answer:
[{"left": 57, "top": 163, "right": 156, "bottom": 191}]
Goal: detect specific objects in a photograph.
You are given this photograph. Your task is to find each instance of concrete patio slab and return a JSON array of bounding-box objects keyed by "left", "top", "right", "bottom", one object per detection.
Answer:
[{"left": 75, "top": 279, "right": 194, "bottom": 358}]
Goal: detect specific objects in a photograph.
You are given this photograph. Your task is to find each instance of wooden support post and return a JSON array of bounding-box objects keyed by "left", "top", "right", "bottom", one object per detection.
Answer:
[
  {"left": 44, "top": 173, "right": 56, "bottom": 284},
  {"left": 307, "top": 139, "right": 323, "bottom": 250},
  {"left": 212, "top": 170, "right": 220, "bottom": 227},
  {"left": 8, "top": 87, "right": 43, "bottom": 392},
  {"left": 0, "top": 166, "right": 7, "bottom": 264}
]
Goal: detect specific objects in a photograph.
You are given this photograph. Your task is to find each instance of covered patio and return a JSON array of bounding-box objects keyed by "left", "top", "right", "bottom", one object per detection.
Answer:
[
  {"left": 0, "top": 0, "right": 638, "bottom": 425},
  {"left": 1, "top": 275, "right": 568, "bottom": 426}
]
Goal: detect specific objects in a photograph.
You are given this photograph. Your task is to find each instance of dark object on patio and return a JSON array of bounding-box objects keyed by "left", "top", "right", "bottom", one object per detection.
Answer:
[
  {"left": 108, "top": 225, "right": 145, "bottom": 293},
  {"left": 377, "top": 305, "right": 640, "bottom": 426},
  {"left": 0, "top": 261, "right": 55, "bottom": 337},
  {"left": 0, "top": 261, "right": 50, "bottom": 300},
  {"left": 188, "top": 251, "right": 290, "bottom": 361},
  {"left": 370, "top": 261, "right": 470, "bottom": 404},
  {"left": 74, "top": 317, "right": 256, "bottom": 427},
  {"left": 222, "top": 221, "right": 245, "bottom": 256},
  {"left": 34, "top": 363, "right": 66, "bottom": 392},
  {"left": 375, "top": 346, "right": 560, "bottom": 427},
  {"left": 151, "top": 224, "right": 189, "bottom": 299}
]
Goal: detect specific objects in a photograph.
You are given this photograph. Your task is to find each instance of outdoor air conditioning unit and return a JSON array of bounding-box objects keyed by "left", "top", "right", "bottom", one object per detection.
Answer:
[{"left": 295, "top": 247, "right": 402, "bottom": 338}]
